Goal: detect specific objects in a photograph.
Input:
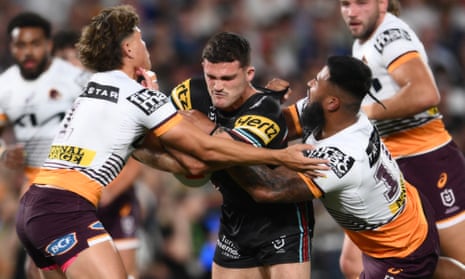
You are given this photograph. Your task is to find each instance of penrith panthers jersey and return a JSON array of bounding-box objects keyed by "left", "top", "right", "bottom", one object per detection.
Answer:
[{"left": 33, "top": 70, "right": 179, "bottom": 206}]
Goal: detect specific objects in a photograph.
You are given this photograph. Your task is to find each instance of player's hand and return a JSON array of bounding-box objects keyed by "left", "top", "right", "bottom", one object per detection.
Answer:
[
  {"left": 136, "top": 67, "right": 158, "bottom": 90},
  {"left": 0, "top": 143, "right": 25, "bottom": 169},
  {"left": 265, "top": 78, "right": 292, "bottom": 104},
  {"left": 279, "top": 143, "right": 329, "bottom": 177}
]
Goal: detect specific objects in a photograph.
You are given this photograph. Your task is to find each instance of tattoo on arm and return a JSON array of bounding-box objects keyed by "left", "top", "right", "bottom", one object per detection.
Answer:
[{"left": 229, "top": 165, "right": 313, "bottom": 203}]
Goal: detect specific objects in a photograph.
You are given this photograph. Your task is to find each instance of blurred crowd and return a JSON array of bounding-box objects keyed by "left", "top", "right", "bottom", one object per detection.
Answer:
[{"left": 2, "top": 0, "right": 465, "bottom": 278}]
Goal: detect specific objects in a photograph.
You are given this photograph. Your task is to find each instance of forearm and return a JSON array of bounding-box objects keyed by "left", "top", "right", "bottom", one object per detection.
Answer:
[
  {"left": 228, "top": 165, "right": 313, "bottom": 203},
  {"left": 100, "top": 157, "right": 143, "bottom": 206},
  {"left": 132, "top": 148, "right": 188, "bottom": 173}
]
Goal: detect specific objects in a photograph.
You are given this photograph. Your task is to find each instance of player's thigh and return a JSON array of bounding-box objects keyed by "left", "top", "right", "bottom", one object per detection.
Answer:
[
  {"left": 438, "top": 220, "right": 465, "bottom": 264},
  {"left": 433, "top": 257, "right": 465, "bottom": 279},
  {"left": 212, "top": 262, "right": 266, "bottom": 279},
  {"left": 65, "top": 240, "right": 127, "bottom": 279},
  {"left": 268, "top": 261, "right": 311, "bottom": 279},
  {"left": 40, "top": 268, "right": 66, "bottom": 279},
  {"left": 339, "top": 234, "right": 363, "bottom": 279}
]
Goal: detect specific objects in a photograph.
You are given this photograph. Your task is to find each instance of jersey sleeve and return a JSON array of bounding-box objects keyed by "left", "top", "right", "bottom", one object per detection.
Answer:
[
  {"left": 373, "top": 24, "right": 420, "bottom": 71},
  {"left": 170, "top": 77, "right": 210, "bottom": 112},
  {"left": 302, "top": 145, "right": 359, "bottom": 196},
  {"left": 229, "top": 96, "right": 287, "bottom": 148},
  {"left": 124, "top": 86, "right": 179, "bottom": 136}
]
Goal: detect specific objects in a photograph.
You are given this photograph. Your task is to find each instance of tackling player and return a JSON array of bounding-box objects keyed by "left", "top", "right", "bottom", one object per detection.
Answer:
[
  {"left": 229, "top": 55, "right": 465, "bottom": 279},
  {"left": 14, "top": 5, "right": 326, "bottom": 279}
]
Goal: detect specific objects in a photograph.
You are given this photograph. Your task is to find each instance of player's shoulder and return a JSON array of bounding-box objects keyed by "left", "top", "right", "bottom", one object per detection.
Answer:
[
  {"left": 171, "top": 76, "right": 208, "bottom": 110},
  {"left": 246, "top": 90, "right": 283, "bottom": 116},
  {"left": 372, "top": 13, "right": 418, "bottom": 46},
  {"left": 0, "top": 65, "right": 22, "bottom": 97},
  {"left": 0, "top": 65, "right": 20, "bottom": 83}
]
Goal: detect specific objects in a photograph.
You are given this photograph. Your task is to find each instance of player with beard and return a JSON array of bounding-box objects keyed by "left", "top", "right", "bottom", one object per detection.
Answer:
[
  {"left": 0, "top": 12, "right": 88, "bottom": 279},
  {"left": 336, "top": 0, "right": 465, "bottom": 277},
  {"left": 221, "top": 55, "right": 465, "bottom": 278},
  {"left": 14, "top": 6, "right": 324, "bottom": 279}
]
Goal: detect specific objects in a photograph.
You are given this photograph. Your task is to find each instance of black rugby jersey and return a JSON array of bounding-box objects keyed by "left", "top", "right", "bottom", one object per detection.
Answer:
[{"left": 171, "top": 76, "right": 291, "bottom": 213}]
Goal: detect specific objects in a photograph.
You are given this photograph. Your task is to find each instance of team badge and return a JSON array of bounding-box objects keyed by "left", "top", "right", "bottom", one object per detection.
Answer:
[{"left": 441, "top": 189, "right": 456, "bottom": 207}]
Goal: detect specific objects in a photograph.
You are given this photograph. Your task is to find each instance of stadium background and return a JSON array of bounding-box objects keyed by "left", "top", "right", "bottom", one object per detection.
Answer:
[{"left": 1, "top": 0, "right": 465, "bottom": 278}]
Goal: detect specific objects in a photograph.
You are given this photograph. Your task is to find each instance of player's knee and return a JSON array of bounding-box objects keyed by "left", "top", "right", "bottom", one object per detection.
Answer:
[{"left": 339, "top": 254, "right": 360, "bottom": 279}]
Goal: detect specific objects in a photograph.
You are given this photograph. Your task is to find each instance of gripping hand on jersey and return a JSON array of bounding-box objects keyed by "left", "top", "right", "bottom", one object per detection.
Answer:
[{"left": 264, "top": 78, "right": 291, "bottom": 104}]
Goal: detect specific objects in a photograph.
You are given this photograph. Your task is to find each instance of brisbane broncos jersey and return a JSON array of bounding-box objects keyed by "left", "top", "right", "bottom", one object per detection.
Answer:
[
  {"left": 298, "top": 113, "right": 428, "bottom": 258},
  {"left": 33, "top": 70, "right": 179, "bottom": 206},
  {"left": 352, "top": 12, "right": 450, "bottom": 157},
  {"left": 0, "top": 58, "right": 89, "bottom": 180}
]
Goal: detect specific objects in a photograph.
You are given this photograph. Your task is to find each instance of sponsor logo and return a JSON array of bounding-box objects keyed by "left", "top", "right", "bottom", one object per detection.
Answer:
[
  {"left": 14, "top": 112, "right": 66, "bottom": 128},
  {"left": 127, "top": 89, "right": 169, "bottom": 115},
  {"left": 45, "top": 232, "right": 78, "bottom": 256},
  {"left": 374, "top": 28, "right": 411, "bottom": 54},
  {"left": 234, "top": 115, "right": 280, "bottom": 145},
  {"left": 309, "top": 146, "right": 354, "bottom": 178},
  {"left": 441, "top": 188, "right": 456, "bottom": 207},
  {"left": 387, "top": 267, "right": 403, "bottom": 275},
  {"left": 171, "top": 80, "right": 192, "bottom": 110},
  {"left": 366, "top": 129, "right": 381, "bottom": 167},
  {"left": 81, "top": 82, "right": 119, "bottom": 103},
  {"left": 437, "top": 172, "right": 448, "bottom": 189},
  {"left": 48, "top": 145, "right": 96, "bottom": 166},
  {"left": 216, "top": 235, "right": 240, "bottom": 259}
]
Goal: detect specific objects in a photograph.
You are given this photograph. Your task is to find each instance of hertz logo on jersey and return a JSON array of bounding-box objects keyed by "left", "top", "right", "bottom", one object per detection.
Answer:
[
  {"left": 48, "top": 145, "right": 96, "bottom": 166},
  {"left": 171, "top": 79, "right": 193, "bottom": 110},
  {"left": 234, "top": 115, "right": 280, "bottom": 145}
]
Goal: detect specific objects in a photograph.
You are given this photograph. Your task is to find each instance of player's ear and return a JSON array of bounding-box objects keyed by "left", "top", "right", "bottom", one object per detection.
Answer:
[
  {"left": 121, "top": 39, "right": 134, "bottom": 59},
  {"left": 326, "top": 96, "right": 340, "bottom": 112},
  {"left": 246, "top": 66, "right": 255, "bottom": 82}
]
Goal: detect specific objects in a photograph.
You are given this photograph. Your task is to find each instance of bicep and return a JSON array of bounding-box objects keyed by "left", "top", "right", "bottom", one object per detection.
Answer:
[{"left": 389, "top": 56, "right": 440, "bottom": 106}]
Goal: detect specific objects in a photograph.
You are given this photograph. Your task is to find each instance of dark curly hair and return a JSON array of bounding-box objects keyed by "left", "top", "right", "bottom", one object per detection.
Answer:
[
  {"left": 7, "top": 12, "right": 51, "bottom": 39},
  {"left": 77, "top": 5, "right": 139, "bottom": 72}
]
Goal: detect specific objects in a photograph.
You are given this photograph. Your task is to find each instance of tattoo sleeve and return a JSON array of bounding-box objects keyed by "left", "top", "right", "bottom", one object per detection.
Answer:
[{"left": 228, "top": 165, "right": 314, "bottom": 203}]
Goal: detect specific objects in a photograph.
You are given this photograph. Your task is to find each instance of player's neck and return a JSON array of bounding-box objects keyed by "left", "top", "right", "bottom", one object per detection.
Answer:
[{"left": 319, "top": 114, "right": 358, "bottom": 139}]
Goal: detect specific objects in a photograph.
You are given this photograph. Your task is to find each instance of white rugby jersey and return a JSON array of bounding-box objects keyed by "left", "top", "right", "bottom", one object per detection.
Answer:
[
  {"left": 353, "top": 13, "right": 442, "bottom": 137},
  {"left": 297, "top": 113, "right": 428, "bottom": 258},
  {"left": 350, "top": 13, "right": 451, "bottom": 158},
  {"left": 33, "top": 70, "right": 180, "bottom": 206},
  {"left": 0, "top": 58, "right": 88, "bottom": 176}
]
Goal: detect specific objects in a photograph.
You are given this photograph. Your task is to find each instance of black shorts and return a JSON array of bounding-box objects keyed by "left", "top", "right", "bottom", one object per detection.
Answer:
[
  {"left": 16, "top": 185, "right": 112, "bottom": 271},
  {"left": 97, "top": 186, "right": 140, "bottom": 249},
  {"left": 397, "top": 141, "right": 465, "bottom": 228},
  {"left": 213, "top": 201, "right": 314, "bottom": 268}
]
